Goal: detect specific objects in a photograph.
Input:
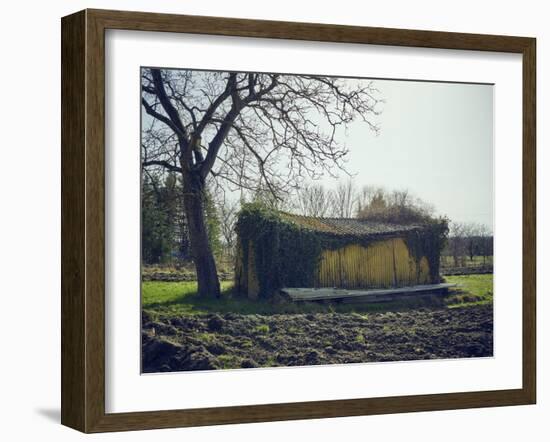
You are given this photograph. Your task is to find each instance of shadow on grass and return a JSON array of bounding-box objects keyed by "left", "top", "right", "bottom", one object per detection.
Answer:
[
  {"left": 143, "top": 274, "right": 494, "bottom": 318},
  {"left": 143, "top": 281, "right": 451, "bottom": 317}
]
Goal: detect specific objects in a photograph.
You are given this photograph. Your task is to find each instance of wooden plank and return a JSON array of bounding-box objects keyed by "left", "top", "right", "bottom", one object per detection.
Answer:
[{"left": 282, "top": 283, "right": 456, "bottom": 302}]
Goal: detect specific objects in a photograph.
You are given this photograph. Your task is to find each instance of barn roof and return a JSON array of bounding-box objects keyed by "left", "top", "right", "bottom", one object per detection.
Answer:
[{"left": 280, "top": 212, "right": 425, "bottom": 238}]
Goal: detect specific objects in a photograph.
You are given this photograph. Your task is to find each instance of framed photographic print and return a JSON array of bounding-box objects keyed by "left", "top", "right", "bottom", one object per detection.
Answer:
[{"left": 61, "top": 9, "right": 536, "bottom": 433}]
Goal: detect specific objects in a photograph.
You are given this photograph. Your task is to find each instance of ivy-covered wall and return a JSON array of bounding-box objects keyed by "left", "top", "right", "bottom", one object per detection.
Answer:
[{"left": 235, "top": 203, "right": 448, "bottom": 298}]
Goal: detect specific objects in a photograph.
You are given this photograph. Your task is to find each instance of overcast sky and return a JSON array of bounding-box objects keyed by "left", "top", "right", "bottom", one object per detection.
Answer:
[{"left": 321, "top": 79, "right": 494, "bottom": 228}]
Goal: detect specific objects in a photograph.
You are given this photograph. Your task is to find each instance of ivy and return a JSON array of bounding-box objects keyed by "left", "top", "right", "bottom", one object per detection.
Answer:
[
  {"left": 236, "top": 203, "right": 322, "bottom": 297},
  {"left": 236, "top": 203, "right": 449, "bottom": 297},
  {"left": 404, "top": 219, "right": 449, "bottom": 282}
]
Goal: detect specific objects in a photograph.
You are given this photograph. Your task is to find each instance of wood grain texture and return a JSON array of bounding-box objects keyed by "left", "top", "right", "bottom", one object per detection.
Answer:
[
  {"left": 89, "top": 8, "right": 532, "bottom": 52},
  {"left": 282, "top": 284, "right": 456, "bottom": 302},
  {"left": 522, "top": 38, "right": 536, "bottom": 403},
  {"left": 61, "top": 8, "right": 537, "bottom": 433},
  {"left": 61, "top": 10, "right": 86, "bottom": 431},
  {"left": 85, "top": 9, "right": 107, "bottom": 432}
]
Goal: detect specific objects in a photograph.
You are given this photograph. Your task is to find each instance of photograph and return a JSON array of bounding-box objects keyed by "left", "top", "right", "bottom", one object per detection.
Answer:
[{"left": 140, "top": 67, "right": 494, "bottom": 373}]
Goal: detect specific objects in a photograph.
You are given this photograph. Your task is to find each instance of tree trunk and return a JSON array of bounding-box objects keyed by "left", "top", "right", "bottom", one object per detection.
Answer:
[{"left": 182, "top": 172, "right": 221, "bottom": 298}]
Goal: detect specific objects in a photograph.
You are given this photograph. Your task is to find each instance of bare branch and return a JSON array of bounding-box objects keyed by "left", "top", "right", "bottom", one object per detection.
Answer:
[
  {"left": 141, "top": 69, "right": 381, "bottom": 199},
  {"left": 142, "top": 159, "right": 182, "bottom": 174}
]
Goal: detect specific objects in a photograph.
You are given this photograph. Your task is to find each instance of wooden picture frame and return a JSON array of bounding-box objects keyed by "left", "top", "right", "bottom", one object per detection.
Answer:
[{"left": 61, "top": 8, "right": 536, "bottom": 433}]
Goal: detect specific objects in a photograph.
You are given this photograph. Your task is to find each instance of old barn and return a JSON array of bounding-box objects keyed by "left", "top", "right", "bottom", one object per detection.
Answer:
[{"left": 235, "top": 206, "right": 448, "bottom": 300}]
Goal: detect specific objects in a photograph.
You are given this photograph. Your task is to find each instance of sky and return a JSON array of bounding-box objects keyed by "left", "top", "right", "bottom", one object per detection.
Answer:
[
  {"left": 319, "top": 79, "right": 494, "bottom": 228},
  {"left": 142, "top": 70, "right": 494, "bottom": 229}
]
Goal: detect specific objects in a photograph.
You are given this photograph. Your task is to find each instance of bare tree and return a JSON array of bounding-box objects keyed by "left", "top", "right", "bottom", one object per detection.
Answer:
[
  {"left": 141, "top": 69, "right": 380, "bottom": 296},
  {"left": 355, "top": 185, "right": 383, "bottom": 214},
  {"left": 457, "top": 222, "right": 493, "bottom": 263},
  {"left": 388, "top": 189, "right": 434, "bottom": 217},
  {"left": 331, "top": 180, "right": 357, "bottom": 218},
  {"left": 388, "top": 189, "right": 411, "bottom": 207},
  {"left": 476, "top": 223, "right": 493, "bottom": 264},
  {"left": 448, "top": 222, "right": 467, "bottom": 267},
  {"left": 293, "top": 182, "right": 334, "bottom": 217},
  {"left": 357, "top": 187, "right": 434, "bottom": 224},
  {"left": 460, "top": 222, "right": 478, "bottom": 262},
  {"left": 442, "top": 221, "right": 493, "bottom": 268}
]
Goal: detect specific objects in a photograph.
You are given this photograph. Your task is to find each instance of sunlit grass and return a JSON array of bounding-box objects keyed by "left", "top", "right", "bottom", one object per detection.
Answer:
[
  {"left": 444, "top": 274, "right": 493, "bottom": 308},
  {"left": 142, "top": 274, "right": 493, "bottom": 319}
]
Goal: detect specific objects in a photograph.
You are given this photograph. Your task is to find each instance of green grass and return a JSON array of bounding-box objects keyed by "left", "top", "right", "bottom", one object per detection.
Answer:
[
  {"left": 143, "top": 281, "right": 442, "bottom": 317},
  {"left": 142, "top": 281, "right": 234, "bottom": 315},
  {"left": 254, "top": 324, "right": 270, "bottom": 334},
  {"left": 216, "top": 354, "right": 241, "bottom": 369},
  {"left": 195, "top": 332, "right": 217, "bottom": 343},
  {"left": 142, "top": 274, "right": 493, "bottom": 318},
  {"left": 444, "top": 274, "right": 493, "bottom": 307}
]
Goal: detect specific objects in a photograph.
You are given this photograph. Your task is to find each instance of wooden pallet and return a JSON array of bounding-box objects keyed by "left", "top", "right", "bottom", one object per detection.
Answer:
[{"left": 281, "top": 283, "right": 457, "bottom": 303}]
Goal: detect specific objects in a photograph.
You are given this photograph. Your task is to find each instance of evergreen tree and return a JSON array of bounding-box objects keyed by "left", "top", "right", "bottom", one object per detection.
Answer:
[
  {"left": 141, "top": 172, "right": 223, "bottom": 265},
  {"left": 141, "top": 174, "right": 173, "bottom": 263}
]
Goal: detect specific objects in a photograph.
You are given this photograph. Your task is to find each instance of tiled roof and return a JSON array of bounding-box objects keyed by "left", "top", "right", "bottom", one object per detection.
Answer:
[{"left": 280, "top": 212, "right": 424, "bottom": 237}]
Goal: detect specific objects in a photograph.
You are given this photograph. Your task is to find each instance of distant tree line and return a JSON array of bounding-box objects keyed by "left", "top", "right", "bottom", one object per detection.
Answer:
[
  {"left": 142, "top": 177, "right": 435, "bottom": 266},
  {"left": 291, "top": 182, "right": 493, "bottom": 268},
  {"left": 442, "top": 222, "right": 493, "bottom": 267},
  {"left": 290, "top": 180, "right": 435, "bottom": 223},
  {"left": 142, "top": 176, "right": 492, "bottom": 271}
]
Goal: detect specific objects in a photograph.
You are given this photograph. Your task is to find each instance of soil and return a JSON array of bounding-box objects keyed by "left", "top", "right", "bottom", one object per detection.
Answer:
[{"left": 141, "top": 305, "right": 493, "bottom": 373}]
